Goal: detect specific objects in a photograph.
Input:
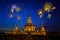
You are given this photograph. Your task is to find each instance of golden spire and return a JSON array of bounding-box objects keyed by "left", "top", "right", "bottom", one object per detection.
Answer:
[
  {"left": 13, "top": 23, "right": 18, "bottom": 34},
  {"left": 13, "top": 23, "right": 18, "bottom": 32},
  {"left": 27, "top": 15, "right": 32, "bottom": 23},
  {"left": 41, "top": 25, "right": 45, "bottom": 32},
  {"left": 40, "top": 25, "right": 46, "bottom": 35}
]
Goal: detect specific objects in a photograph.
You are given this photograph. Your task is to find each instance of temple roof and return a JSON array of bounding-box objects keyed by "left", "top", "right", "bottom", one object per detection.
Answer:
[
  {"left": 24, "top": 23, "right": 35, "bottom": 27},
  {"left": 24, "top": 16, "right": 35, "bottom": 27}
]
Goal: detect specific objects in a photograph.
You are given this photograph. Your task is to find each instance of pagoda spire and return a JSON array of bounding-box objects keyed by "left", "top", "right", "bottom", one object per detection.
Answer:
[
  {"left": 40, "top": 25, "right": 45, "bottom": 32},
  {"left": 15, "top": 23, "right": 18, "bottom": 30},
  {"left": 13, "top": 23, "right": 18, "bottom": 34},
  {"left": 27, "top": 15, "right": 32, "bottom": 24},
  {"left": 40, "top": 25, "right": 46, "bottom": 35}
]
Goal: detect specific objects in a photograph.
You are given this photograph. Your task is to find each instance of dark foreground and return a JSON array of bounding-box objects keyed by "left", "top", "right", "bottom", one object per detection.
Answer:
[{"left": 0, "top": 32, "right": 60, "bottom": 40}]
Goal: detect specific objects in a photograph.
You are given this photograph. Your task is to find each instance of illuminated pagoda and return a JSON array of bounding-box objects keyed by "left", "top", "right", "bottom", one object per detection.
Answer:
[
  {"left": 13, "top": 23, "right": 19, "bottom": 34},
  {"left": 40, "top": 25, "right": 46, "bottom": 35},
  {"left": 24, "top": 15, "right": 35, "bottom": 32}
]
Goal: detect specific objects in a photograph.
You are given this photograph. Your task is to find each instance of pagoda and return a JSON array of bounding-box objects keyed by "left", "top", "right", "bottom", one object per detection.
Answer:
[
  {"left": 24, "top": 15, "right": 35, "bottom": 32},
  {"left": 13, "top": 23, "right": 18, "bottom": 34},
  {"left": 40, "top": 25, "right": 46, "bottom": 35}
]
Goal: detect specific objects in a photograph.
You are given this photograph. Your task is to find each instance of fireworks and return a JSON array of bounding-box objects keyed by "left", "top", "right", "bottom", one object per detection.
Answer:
[
  {"left": 38, "top": 2, "right": 56, "bottom": 19},
  {"left": 47, "top": 13, "right": 52, "bottom": 19},
  {"left": 11, "top": 9, "right": 14, "bottom": 13},
  {"left": 44, "top": 2, "right": 52, "bottom": 12},
  {"left": 8, "top": 4, "right": 21, "bottom": 20},
  {"left": 40, "top": 15, "right": 43, "bottom": 18},
  {"left": 8, "top": 3, "right": 56, "bottom": 20},
  {"left": 38, "top": 9, "right": 43, "bottom": 18},
  {"left": 11, "top": 4, "right": 21, "bottom": 13},
  {"left": 17, "top": 16, "right": 20, "bottom": 20},
  {"left": 16, "top": 7, "right": 20, "bottom": 12},
  {"left": 52, "top": 6, "right": 56, "bottom": 10},
  {"left": 12, "top": 4, "right": 17, "bottom": 9},
  {"left": 38, "top": 9, "right": 43, "bottom": 15},
  {"left": 9, "top": 14, "right": 13, "bottom": 18}
]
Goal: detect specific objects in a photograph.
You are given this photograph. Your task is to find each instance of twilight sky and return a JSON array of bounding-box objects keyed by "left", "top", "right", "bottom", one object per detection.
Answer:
[{"left": 0, "top": 0, "right": 60, "bottom": 31}]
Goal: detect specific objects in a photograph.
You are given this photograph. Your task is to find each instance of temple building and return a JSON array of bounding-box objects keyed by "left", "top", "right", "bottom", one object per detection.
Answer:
[
  {"left": 40, "top": 25, "right": 46, "bottom": 35},
  {"left": 24, "top": 16, "right": 35, "bottom": 32},
  {"left": 11, "top": 16, "right": 46, "bottom": 35}
]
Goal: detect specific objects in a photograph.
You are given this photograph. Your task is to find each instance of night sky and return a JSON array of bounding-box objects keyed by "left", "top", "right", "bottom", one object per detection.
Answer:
[{"left": 0, "top": 0, "right": 60, "bottom": 32}]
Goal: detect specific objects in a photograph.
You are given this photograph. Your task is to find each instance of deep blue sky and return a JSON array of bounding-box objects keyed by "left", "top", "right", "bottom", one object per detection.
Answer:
[{"left": 0, "top": 0, "right": 60, "bottom": 31}]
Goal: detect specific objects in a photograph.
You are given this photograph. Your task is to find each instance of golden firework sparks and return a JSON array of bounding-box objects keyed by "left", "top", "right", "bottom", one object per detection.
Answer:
[
  {"left": 38, "top": 9, "right": 43, "bottom": 15},
  {"left": 44, "top": 2, "right": 52, "bottom": 12}
]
